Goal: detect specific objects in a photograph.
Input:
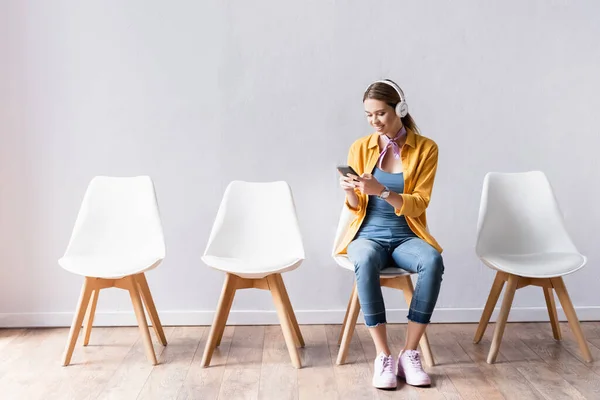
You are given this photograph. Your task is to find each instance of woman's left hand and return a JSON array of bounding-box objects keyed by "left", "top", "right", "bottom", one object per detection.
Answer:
[{"left": 355, "top": 173, "right": 385, "bottom": 196}]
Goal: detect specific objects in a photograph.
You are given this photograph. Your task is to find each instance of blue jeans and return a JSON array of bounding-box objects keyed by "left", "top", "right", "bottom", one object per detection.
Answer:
[{"left": 347, "top": 236, "right": 444, "bottom": 326}]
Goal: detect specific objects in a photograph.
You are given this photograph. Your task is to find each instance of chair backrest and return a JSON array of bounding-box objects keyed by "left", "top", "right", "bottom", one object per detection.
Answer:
[
  {"left": 203, "top": 181, "right": 305, "bottom": 262},
  {"left": 331, "top": 206, "right": 355, "bottom": 257},
  {"left": 63, "top": 176, "right": 165, "bottom": 260},
  {"left": 476, "top": 171, "right": 578, "bottom": 257}
]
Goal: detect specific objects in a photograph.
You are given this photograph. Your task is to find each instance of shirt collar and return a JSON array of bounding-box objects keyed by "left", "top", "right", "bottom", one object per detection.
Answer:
[{"left": 367, "top": 127, "right": 416, "bottom": 149}]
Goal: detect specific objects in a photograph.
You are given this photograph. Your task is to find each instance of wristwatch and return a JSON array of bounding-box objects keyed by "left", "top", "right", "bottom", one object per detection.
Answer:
[{"left": 378, "top": 186, "right": 391, "bottom": 200}]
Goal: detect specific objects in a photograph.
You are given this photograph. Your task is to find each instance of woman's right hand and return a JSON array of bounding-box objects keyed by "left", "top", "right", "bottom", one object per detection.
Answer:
[{"left": 339, "top": 174, "right": 359, "bottom": 193}]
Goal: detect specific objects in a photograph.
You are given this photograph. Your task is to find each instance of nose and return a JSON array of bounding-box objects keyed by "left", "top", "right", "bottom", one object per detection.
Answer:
[{"left": 371, "top": 116, "right": 380, "bottom": 126}]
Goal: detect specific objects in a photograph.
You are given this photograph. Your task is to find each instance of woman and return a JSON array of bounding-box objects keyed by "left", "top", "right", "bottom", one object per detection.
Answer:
[{"left": 336, "top": 79, "right": 444, "bottom": 389}]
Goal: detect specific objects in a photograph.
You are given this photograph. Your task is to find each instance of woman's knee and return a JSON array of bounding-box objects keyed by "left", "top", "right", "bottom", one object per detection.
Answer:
[
  {"left": 348, "top": 242, "right": 385, "bottom": 279},
  {"left": 353, "top": 249, "right": 383, "bottom": 276},
  {"left": 420, "top": 250, "right": 444, "bottom": 279}
]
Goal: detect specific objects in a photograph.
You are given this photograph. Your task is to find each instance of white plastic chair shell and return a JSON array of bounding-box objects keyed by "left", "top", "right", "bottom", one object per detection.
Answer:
[
  {"left": 475, "top": 171, "right": 586, "bottom": 278},
  {"left": 59, "top": 176, "right": 166, "bottom": 279},
  {"left": 202, "top": 181, "right": 305, "bottom": 279}
]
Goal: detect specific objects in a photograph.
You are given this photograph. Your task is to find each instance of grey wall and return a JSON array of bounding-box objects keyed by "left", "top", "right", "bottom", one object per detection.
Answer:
[{"left": 1, "top": 0, "right": 599, "bottom": 326}]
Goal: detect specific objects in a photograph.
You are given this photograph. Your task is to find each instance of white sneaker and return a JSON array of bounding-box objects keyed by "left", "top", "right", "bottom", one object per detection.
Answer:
[
  {"left": 397, "top": 350, "right": 431, "bottom": 386},
  {"left": 372, "top": 352, "right": 397, "bottom": 389}
]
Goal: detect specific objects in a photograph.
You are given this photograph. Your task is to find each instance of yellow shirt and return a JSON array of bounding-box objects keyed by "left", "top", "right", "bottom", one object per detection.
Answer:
[{"left": 335, "top": 128, "right": 442, "bottom": 255}]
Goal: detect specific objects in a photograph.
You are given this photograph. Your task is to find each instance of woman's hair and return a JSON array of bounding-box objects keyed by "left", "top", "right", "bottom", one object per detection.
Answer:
[{"left": 363, "top": 81, "right": 421, "bottom": 134}]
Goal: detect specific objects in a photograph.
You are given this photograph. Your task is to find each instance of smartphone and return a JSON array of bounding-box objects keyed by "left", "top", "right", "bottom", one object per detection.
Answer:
[{"left": 337, "top": 165, "right": 359, "bottom": 179}]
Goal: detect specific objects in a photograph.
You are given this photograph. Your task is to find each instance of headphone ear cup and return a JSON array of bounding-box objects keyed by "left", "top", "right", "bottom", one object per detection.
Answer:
[{"left": 396, "top": 102, "right": 408, "bottom": 118}]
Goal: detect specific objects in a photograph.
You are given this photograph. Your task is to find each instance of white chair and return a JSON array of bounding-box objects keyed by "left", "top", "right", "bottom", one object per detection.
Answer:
[
  {"left": 474, "top": 171, "right": 592, "bottom": 364},
  {"left": 200, "top": 181, "right": 305, "bottom": 368},
  {"left": 59, "top": 176, "right": 167, "bottom": 366},
  {"left": 333, "top": 206, "right": 435, "bottom": 366}
]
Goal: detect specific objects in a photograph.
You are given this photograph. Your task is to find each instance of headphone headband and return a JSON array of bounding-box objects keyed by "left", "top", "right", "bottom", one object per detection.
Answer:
[
  {"left": 373, "top": 79, "right": 405, "bottom": 104},
  {"left": 366, "top": 79, "right": 408, "bottom": 117}
]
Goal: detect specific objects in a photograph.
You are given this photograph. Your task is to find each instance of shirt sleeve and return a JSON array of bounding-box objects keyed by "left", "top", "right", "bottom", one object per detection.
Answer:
[
  {"left": 344, "top": 145, "right": 367, "bottom": 215},
  {"left": 395, "top": 144, "right": 438, "bottom": 217}
]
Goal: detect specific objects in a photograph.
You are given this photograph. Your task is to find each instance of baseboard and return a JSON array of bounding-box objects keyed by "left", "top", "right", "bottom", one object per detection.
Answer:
[{"left": 1, "top": 307, "right": 599, "bottom": 328}]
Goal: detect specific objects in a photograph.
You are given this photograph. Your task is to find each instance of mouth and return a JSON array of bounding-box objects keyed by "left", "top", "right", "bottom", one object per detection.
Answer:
[{"left": 375, "top": 125, "right": 385, "bottom": 132}]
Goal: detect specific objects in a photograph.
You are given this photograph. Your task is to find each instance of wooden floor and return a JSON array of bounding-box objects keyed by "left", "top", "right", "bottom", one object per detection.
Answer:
[{"left": 1, "top": 322, "right": 600, "bottom": 399}]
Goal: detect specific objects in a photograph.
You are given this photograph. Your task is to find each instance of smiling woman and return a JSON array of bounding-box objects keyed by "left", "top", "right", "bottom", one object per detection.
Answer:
[{"left": 336, "top": 79, "right": 443, "bottom": 390}]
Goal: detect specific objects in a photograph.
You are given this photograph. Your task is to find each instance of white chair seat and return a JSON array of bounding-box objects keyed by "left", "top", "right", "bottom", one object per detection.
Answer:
[
  {"left": 333, "top": 255, "right": 412, "bottom": 277},
  {"left": 202, "top": 255, "right": 303, "bottom": 279},
  {"left": 202, "top": 181, "right": 305, "bottom": 279},
  {"left": 59, "top": 255, "right": 162, "bottom": 279},
  {"left": 60, "top": 176, "right": 166, "bottom": 278},
  {"left": 476, "top": 171, "right": 585, "bottom": 278},
  {"left": 480, "top": 252, "right": 586, "bottom": 278}
]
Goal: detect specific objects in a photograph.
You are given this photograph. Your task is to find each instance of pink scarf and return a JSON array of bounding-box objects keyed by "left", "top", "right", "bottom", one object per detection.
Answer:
[{"left": 377, "top": 126, "right": 406, "bottom": 168}]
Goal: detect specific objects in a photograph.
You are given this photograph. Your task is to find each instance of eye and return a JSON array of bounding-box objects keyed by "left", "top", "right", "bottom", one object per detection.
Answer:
[{"left": 377, "top": 112, "right": 386, "bottom": 117}]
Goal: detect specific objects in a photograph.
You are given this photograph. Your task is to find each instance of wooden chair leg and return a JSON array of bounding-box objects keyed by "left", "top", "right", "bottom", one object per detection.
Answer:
[
  {"left": 136, "top": 273, "right": 167, "bottom": 346},
  {"left": 337, "top": 284, "right": 360, "bottom": 365},
  {"left": 274, "top": 274, "right": 304, "bottom": 348},
  {"left": 550, "top": 277, "right": 592, "bottom": 362},
  {"left": 214, "top": 280, "right": 236, "bottom": 348},
  {"left": 474, "top": 271, "right": 505, "bottom": 343},
  {"left": 62, "top": 277, "right": 94, "bottom": 366},
  {"left": 543, "top": 286, "right": 562, "bottom": 340},
  {"left": 401, "top": 276, "right": 435, "bottom": 367},
  {"left": 487, "top": 274, "right": 519, "bottom": 364},
  {"left": 338, "top": 284, "right": 356, "bottom": 345},
  {"left": 82, "top": 288, "right": 99, "bottom": 346},
  {"left": 125, "top": 275, "right": 158, "bottom": 365},
  {"left": 201, "top": 273, "right": 237, "bottom": 367},
  {"left": 267, "top": 274, "right": 302, "bottom": 368}
]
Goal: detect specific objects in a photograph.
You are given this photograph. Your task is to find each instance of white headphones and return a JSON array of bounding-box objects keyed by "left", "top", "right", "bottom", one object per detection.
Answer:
[{"left": 369, "top": 79, "right": 409, "bottom": 118}]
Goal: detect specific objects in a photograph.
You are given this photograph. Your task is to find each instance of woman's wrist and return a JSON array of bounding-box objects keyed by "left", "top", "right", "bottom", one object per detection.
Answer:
[
  {"left": 384, "top": 191, "right": 404, "bottom": 210},
  {"left": 377, "top": 184, "right": 388, "bottom": 198}
]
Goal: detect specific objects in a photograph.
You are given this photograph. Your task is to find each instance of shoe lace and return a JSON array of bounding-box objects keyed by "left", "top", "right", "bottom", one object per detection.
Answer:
[
  {"left": 407, "top": 351, "right": 423, "bottom": 369},
  {"left": 380, "top": 355, "right": 393, "bottom": 374}
]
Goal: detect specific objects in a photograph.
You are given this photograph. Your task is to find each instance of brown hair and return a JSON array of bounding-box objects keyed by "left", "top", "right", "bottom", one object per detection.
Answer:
[{"left": 363, "top": 80, "right": 421, "bottom": 134}]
